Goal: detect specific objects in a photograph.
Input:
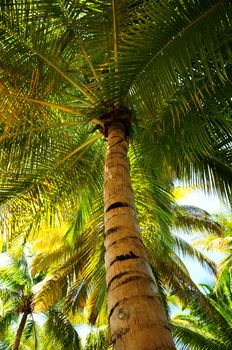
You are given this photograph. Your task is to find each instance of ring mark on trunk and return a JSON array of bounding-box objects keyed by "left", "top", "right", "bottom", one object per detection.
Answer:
[
  {"left": 109, "top": 295, "right": 156, "bottom": 320},
  {"left": 107, "top": 272, "right": 130, "bottom": 290},
  {"left": 110, "top": 275, "right": 143, "bottom": 290},
  {"left": 111, "top": 138, "right": 126, "bottom": 147},
  {"left": 110, "top": 251, "right": 139, "bottom": 267},
  {"left": 109, "top": 301, "right": 120, "bottom": 319},
  {"left": 106, "top": 202, "right": 130, "bottom": 212},
  {"left": 110, "top": 274, "right": 154, "bottom": 292},
  {"left": 105, "top": 226, "right": 122, "bottom": 236},
  {"left": 107, "top": 236, "right": 143, "bottom": 248}
]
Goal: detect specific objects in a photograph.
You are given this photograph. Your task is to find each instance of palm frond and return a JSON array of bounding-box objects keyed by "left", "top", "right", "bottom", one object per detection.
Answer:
[
  {"left": 171, "top": 320, "right": 226, "bottom": 350},
  {"left": 124, "top": 1, "right": 232, "bottom": 122},
  {"left": 173, "top": 205, "right": 224, "bottom": 236},
  {"left": 174, "top": 236, "right": 217, "bottom": 275},
  {"left": 84, "top": 326, "right": 111, "bottom": 350},
  {"left": 41, "top": 309, "right": 81, "bottom": 350},
  {"left": 171, "top": 272, "right": 232, "bottom": 350}
]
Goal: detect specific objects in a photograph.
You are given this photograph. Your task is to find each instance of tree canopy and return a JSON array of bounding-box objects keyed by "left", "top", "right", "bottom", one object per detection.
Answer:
[{"left": 0, "top": 1, "right": 231, "bottom": 349}]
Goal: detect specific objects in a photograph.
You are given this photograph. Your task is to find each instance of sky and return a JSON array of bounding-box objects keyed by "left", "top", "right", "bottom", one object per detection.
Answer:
[
  {"left": 177, "top": 189, "right": 229, "bottom": 216},
  {"left": 176, "top": 189, "right": 230, "bottom": 285}
]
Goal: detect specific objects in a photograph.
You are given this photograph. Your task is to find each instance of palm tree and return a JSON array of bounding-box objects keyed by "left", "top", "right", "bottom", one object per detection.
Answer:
[
  {"left": 0, "top": 253, "right": 37, "bottom": 350},
  {"left": 0, "top": 251, "right": 82, "bottom": 350},
  {"left": 0, "top": 1, "right": 231, "bottom": 348}
]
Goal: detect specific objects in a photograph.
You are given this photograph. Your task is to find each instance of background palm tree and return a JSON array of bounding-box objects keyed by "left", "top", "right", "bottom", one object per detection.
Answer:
[
  {"left": 0, "top": 1, "right": 231, "bottom": 348},
  {"left": 0, "top": 250, "right": 82, "bottom": 350},
  {"left": 0, "top": 253, "right": 38, "bottom": 350}
]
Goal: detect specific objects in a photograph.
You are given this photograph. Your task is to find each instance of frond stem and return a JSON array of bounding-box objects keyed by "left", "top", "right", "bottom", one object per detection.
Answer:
[{"left": 112, "top": 0, "right": 119, "bottom": 71}]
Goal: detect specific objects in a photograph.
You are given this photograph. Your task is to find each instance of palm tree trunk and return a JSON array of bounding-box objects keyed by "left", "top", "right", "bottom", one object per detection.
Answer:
[
  {"left": 13, "top": 312, "right": 28, "bottom": 350},
  {"left": 104, "top": 120, "right": 175, "bottom": 350}
]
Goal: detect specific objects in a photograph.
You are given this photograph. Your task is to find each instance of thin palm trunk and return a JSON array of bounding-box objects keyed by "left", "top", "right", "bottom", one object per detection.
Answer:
[
  {"left": 13, "top": 312, "right": 28, "bottom": 350},
  {"left": 104, "top": 120, "right": 175, "bottom": 350}
]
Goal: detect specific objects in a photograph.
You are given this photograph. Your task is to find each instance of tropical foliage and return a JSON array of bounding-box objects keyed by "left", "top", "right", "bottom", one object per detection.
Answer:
[
  {"left": 84, "top": 327, "right": 111, "bottom": 350},
  {"left": 172, "top": 271, "right": 232, "bottom": 350},
  {"left": 31, "top": 198, "right": 221, "bottom": 319},
  {"left": 0, "top": 0, "right": 231, "bottom": 349},
  {"left": 0, "top": 0, "right": 230, "bottom": 238}
]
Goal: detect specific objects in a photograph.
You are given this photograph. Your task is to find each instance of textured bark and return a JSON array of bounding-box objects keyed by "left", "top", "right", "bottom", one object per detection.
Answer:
[
  {"left": 13, "top": 312, "right": 28, "bottom": 350},
  {"left": 104, "top": 121, "right": 175, "bottom": 350}
]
